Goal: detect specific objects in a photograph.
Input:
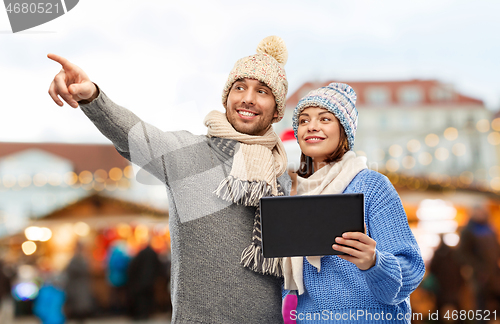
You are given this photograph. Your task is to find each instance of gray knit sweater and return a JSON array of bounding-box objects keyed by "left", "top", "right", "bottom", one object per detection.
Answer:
[{"left": 80, "top": 91, "right": 290, "bottom": 323}]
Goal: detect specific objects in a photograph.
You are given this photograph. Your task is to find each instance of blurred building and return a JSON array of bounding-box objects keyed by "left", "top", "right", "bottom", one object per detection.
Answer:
[
  {"left": 0, "top": 143, "right": 169, "bottom": 237},
  {"left": 280, "top": 79, "right": 498, "bottom": 187},
  {"left": 0, "top": 143, "right": 171, "bottom": 318}
]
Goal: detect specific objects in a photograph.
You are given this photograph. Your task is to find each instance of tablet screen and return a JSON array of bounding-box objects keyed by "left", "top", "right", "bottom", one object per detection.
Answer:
[{"left": 260, "top": 193, "right": 365, "bottom": 258}]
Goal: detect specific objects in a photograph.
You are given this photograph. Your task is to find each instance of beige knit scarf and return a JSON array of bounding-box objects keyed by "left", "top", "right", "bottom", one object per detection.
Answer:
[
  {"left": 282, "top": 151, "right": 367, "bottom": 294},
  {"left": 204, "top": 110, "right": 288, "bottom": 276}
]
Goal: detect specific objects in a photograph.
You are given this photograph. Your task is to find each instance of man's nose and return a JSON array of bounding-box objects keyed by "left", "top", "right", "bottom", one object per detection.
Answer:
[{"left": 242, "top": 89, "right": 255, "bottom": 105}]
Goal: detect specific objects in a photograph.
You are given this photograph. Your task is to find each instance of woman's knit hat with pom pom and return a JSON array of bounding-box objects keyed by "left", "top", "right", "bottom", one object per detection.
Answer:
[{"left": 222, "top": 36, "right": 288, "bottom": 123}]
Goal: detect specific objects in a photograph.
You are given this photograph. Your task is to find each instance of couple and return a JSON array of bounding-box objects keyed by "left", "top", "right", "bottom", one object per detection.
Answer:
[{"left": 47, "top": 36, "right": 424, "bottom": 324}]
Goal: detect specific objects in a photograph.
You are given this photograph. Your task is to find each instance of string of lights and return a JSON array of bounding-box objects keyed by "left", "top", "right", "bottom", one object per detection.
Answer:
[{"left": 0, "top": 165, "right": 135, "bottom": 191}]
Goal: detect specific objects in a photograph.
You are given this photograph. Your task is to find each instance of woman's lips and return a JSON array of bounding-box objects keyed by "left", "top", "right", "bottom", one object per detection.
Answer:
[{"left": 304, "top": 136, "right": 325, "bottom": 143}]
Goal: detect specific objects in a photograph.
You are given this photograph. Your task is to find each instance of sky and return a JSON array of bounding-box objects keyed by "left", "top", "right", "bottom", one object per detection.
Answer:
[{"left": 1, "top": 0, "right": 500, "bottom": 143}]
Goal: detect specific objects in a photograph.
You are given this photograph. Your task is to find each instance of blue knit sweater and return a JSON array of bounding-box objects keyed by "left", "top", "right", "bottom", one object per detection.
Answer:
[{"left": 283, "top": 169, "right": 425, "bottom": 323}]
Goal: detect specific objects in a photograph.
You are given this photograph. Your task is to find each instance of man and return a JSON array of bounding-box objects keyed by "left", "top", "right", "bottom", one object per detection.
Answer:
[
  {"left": 127, "top": 242, "right": 162, "bottom": 320},
  {"left": 48, "top": 36, "right": 290, "bottom": 323},
  {"left": 64, "top": 242, "right": 94, "bottom": 322},
  {"left": 457, "top": 205, "right": 500, "bottom": 317}
]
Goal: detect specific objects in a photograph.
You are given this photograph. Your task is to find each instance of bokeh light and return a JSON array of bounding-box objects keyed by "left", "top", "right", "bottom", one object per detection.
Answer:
[
  {"left": 443, "top": 233, "right": 460, "bottom": 247},
  {"left": 39, "top": 228, "right": 52, "bottom": 242},
  {"left": 389, "top": 145, "right": 403, "bottom": 157},
  {"left": 73, "top": 222, "right": 90, "bottom": 237},
  {"left": 12, "top": 282, "right": 39, "bottom": 301},
  {"left": 52, "top": 223, "right": 75, "bottom": 246},
  {"left": 476, "top": 119, "right": 490, "bottom": 132},
  {"left": 3, "top": 174, "right": 16, "bottom": 188},
  {"left": 435, "top": 148, "right": 449, "bottom": 161},
  {"left": 33, "top": 173, "right": 48, "bottom": 187},
  {"left": 487, "top": 132, "right": 500, "bottom": 145},
  {"left": 444, "top": 127, "right": 458, "bottom": 141},
  {"left": 418, "top": 152, "right": 433, "bottom": 165},
  {"left": 48, "top": 173, "right": 62, "bottom": 186},
  {"left": 492, "top": 118, "right": 500, "bottom": 131},
  {"left": 134, "top": 224, "right": 149, "bottom": 243},
  {"left": 402, "top": 156, "right": 416, "bottom": 169},
  {"left": 117, "top": 223, "right": 132, "bottom": 238},
  {"left": 356, "top": 150, "right": 367, "bottom": 157},
  {"left": 25, "top": 226, "right": 42, "bottom": 241},
  {"left": 124, "top": 165, "right": 134, "bottom": 179},
  {"left": 425, "top": 134, "right": 439, "bottom": 147},
  {"left": 490, "top": 177, "right": 500, "bottom": 191},
  {"left": 64, "top": 172, "right": 78, "bottom": 185},
  {"left": 79, "top": 170, "right": 93, "bottom": 184},
  {"left": 407, "top": 139, "right": 421, "bottom": 153},
  {"left": 109, "top": 167, "right": 123, "bottom": 181},
  {"left": 22, "top": 241, "right": 37, "bottom": 255},
  {"left": 94, "top": 169, "right": 108, "bottom": 182},
  {"left": 18, "top": 174, "right": 32, "bottom": 188},
  {"left": 452, "top": 143, "right": 466, "bottom": 156},
  {"left": 417, "top": 199, "right": 457, "bottom": 220},
  {"left": 386, "top": 159, "right": 400, "bottom": 172}
]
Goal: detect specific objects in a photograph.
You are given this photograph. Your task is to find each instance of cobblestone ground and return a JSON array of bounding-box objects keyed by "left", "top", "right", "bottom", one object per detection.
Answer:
[
  {"left": 2, "top": 298, "right": 171, "bottom": 324},
  {"left": 12, "top": 314, "right": 171, "bottom": 324}
]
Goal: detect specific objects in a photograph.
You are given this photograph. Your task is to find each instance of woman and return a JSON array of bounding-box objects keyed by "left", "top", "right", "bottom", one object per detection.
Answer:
[{"left": 282, "top": 83, "right": 425, "bottom": 323}]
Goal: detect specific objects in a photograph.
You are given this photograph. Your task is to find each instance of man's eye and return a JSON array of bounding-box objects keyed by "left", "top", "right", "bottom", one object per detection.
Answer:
[
  {"left": 258, "top": 89, "right": 267, "bottom": 94},
  {"left": 236, "top": 86, "right": 244, "bottom": 90}
]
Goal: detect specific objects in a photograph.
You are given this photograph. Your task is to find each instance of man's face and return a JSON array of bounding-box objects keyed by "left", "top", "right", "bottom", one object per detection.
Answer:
[{"left": 225, "top": 78, "right": 277, "bottom": 136}]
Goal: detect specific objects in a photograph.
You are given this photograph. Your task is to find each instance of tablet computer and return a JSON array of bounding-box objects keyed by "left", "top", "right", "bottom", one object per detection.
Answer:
[{"left": 259, "top": 193, "right": 365, "bottom": 258}]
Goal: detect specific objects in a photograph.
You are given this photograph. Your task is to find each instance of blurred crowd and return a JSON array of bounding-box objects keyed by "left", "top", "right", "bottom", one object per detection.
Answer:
[
  {"left": 417, "top": 205, "right": 500, "bottom": 324},
  {"left": 0, "top": 239, "right": 171, "bottom": 324},
  {"left": 1, "top": 206, "right": 500, "bottom": 324}
]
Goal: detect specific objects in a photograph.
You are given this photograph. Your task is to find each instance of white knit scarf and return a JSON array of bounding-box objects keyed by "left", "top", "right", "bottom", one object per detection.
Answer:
[
  {"left": 204, "top": 110, "right": 287, "bottom": 204},
  {"left": 282, "top": 151, "right": 367, "bottom": 294},
  {"left": 204, "top": 110, "right": 288, "bottom": 276}
]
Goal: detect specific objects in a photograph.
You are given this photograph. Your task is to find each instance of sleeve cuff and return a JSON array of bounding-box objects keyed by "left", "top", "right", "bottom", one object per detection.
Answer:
[
  {"left": 78, "top": 83, "right": 101, "bottom": 105},
  {"left": 361, "top": 249, "right": 401, "bottom": 283}
]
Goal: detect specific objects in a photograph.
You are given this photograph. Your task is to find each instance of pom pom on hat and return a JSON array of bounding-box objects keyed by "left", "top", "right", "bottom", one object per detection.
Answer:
[
  {"left": 256, "top": 36, "right": 288, "bottom": 66},
  {"left": 221, "top": 36, "right": 289, "bottom": 123}
]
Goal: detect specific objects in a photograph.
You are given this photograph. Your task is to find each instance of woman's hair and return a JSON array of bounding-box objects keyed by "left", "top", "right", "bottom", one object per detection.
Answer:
[{"left": 297, "top": 124, "right": 350, "bottom": 178}]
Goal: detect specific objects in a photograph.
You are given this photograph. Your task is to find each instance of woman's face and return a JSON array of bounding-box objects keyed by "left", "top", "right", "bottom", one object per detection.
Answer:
[{"left": 297, "top": 106, "right": 341, "bottom": 164}]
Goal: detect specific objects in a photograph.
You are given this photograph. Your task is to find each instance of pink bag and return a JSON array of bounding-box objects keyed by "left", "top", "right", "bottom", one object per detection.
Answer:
[{"left": 282, "top": 292, "right": 298, "bottom": 323}]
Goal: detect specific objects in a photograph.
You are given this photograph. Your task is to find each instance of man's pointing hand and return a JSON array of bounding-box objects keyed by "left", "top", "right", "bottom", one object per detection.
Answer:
[{"left": 47, "top": 53, "right": 98, "bottom": 108}]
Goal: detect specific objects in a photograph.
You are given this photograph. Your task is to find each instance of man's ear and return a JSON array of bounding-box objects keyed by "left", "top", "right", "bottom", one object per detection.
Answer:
[{"left": 273, "top": 107, "right": 278, "bottom": 118}]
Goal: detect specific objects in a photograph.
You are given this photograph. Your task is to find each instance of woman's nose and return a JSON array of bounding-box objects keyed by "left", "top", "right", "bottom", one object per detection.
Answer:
[{"left": 307, "top": 119, "right": 319, "bottom": 131}]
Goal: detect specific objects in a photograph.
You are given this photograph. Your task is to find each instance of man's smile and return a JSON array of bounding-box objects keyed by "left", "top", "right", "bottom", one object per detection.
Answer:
[{"left": 237, "top": 109, "right": 258, "bottom": 119}]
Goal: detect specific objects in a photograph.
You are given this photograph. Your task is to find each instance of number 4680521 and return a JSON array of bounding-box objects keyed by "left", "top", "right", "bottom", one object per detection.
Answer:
[
  {"left": 444, "top": 310, "right": 497, "bottom": 321},
  {"left": 6, "top": 2, "right": 60, "bottom": 14}
]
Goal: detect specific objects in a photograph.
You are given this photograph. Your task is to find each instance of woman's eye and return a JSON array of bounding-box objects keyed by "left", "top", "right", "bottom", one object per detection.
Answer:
[
  {"left": 299, "top": 119, "right": 308, "bottom": 124},
  {"left": 322, "top": 117, "right": 331, "bottom": 122}
]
